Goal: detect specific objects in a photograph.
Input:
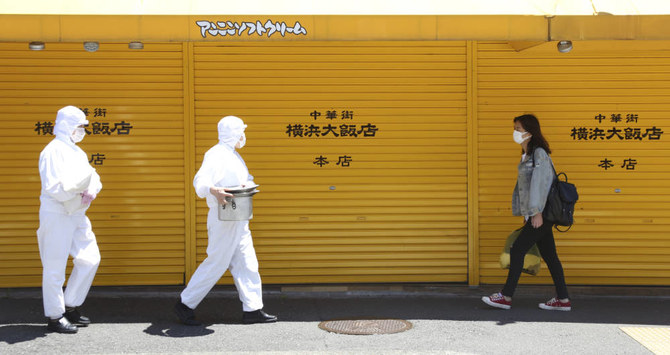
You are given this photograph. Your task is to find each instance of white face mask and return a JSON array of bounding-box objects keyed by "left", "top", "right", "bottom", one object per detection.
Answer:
[
  {"left": 236, "top": 133, "right": 246, "bottom": 149},
  {"left": 71, "top": 127, "right": 86, "bottom": 143},
  {"left": 513, "top": 130, "right": 530, "bottom": 144}
]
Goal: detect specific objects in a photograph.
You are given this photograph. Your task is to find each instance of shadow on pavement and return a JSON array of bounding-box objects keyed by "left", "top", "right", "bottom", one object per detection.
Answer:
[
  {"left": 0, "top": 324, "right": 48, "bottom": 344},
  {"left": 143, "top": 323, "right": 215, "bottom": 337}
]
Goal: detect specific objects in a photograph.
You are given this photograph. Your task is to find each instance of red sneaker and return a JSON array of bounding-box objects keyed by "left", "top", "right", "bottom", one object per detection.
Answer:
[
  {"left": 539, "top": 297, "right": 571, "bottom": 311},
  {"left": 481, "top": 292, "right": 511, "bottom": 310}
]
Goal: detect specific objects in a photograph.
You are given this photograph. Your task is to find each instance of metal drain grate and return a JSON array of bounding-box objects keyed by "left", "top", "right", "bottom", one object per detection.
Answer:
[{"left": 318, "top": 318, "right": 413, "bottom": 335}]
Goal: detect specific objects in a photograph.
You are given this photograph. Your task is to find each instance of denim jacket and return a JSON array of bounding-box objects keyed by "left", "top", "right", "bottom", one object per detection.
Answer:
[{"left": 512, "top": 147, "right": 554, "bottom": 217}]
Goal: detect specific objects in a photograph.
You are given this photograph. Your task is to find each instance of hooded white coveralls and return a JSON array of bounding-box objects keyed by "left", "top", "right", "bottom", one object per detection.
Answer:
[
  {"left": 37, "top": 106, "right": 102, "bottom": 319},
  {"left": 180, "top": 116, "right": 264, "bottom": 312}
]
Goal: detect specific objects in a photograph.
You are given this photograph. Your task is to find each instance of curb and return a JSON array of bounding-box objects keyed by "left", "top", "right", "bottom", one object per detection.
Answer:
[{"left": 3, "top": 284, "right": 670, "bottom": 300}]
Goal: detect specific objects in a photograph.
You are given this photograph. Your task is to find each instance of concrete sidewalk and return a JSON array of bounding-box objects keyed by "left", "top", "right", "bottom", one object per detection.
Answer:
[{"left": 1, "top": 284, "right": 669, "bottom": 354}]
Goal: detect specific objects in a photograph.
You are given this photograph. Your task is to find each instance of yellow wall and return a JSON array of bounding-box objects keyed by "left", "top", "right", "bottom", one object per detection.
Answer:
[
  {"left": 0, "top": 39, "right": 669, "bottom": 288},
  {"left": 4, "top": 15, "right": 670, "bottom": 42}
]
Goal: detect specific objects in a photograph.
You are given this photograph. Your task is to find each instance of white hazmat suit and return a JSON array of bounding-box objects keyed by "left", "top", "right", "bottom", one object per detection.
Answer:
[
  {"left": 180, "top": 116, "right": 264, "bottom": 312},
  {"left": 37, "top": 106, "right": 102, "bottom": 319}
]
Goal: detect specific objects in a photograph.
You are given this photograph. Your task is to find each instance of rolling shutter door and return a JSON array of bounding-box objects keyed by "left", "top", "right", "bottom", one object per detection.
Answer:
[
  {"left": 193, "top": 41, "right": 468, "bottom": 284},
  {"left": 477, "top": 41, "right": 670, "bottom": 286},
  {"left": 0, "top": 42, "right": 186, "bottom": 286}
]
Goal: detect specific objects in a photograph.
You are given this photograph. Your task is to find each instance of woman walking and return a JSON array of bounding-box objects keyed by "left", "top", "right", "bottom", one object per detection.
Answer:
[{"left": 481, "top": 114, "right": 571, "bottom": 311}]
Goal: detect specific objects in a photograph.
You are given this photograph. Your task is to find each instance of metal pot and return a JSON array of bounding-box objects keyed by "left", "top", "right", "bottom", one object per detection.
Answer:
[
  {"left": 217, "top": 190, "right": 259, "bottom": 221},
  {"left": 225, "top": 184, "right": 259, "bottom": 194}
]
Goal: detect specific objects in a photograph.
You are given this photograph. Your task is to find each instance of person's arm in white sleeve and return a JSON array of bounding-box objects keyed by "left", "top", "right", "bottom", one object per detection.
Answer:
[
  {"left": 193, "top": 151, "right": 217, "bottom": 199},
  {"left": 87, "top": 170, "right": 102, "bottom": 195},
  {"left": 194, "top": 150, "right": 234, "bottom": 204},
  {"left": 39, "top": 149, "right": 80, "bottom": 202}
]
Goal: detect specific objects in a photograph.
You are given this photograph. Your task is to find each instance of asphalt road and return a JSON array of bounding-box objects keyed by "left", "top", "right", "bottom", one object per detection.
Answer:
[{"left": 1, "top": 284, "right": 668, "bottom": 354}]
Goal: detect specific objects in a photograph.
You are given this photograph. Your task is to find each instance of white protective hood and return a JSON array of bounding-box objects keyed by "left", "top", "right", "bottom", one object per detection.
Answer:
[
  {"left": 218, "top": 116, "right": 247, "bottom": 149},
  {"left": 193, "top": 116, "right": 253, "bottom": 207},
  {"left": 54, "top": 105, "right": 89, "bottom": 145}
]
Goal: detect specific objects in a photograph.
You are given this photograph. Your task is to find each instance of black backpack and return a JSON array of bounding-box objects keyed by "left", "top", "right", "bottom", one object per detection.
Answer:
[
  {"left": 543, "top": 170, "right": 579, "bottom": 231},
  {"left": 532, "top": 150, "right": 579, "bottom": 232}
]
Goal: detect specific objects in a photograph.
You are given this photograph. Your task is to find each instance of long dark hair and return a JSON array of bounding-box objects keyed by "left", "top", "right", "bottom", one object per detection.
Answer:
[{"left": 514, "top": 114, "right": 551, "bottom": 155}]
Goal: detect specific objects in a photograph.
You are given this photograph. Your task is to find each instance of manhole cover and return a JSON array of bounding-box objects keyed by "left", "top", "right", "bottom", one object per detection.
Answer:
[{"left": 318, "top": 318, "right": 413, "bottom": 335}]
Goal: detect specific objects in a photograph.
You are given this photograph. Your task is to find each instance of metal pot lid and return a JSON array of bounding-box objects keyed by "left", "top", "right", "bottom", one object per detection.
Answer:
[
  {"left": 225, "top": 184, "right": 259, "bottom": 194},
  {"left": 230, "top": 189, "right": 259, "bottom": 197}
]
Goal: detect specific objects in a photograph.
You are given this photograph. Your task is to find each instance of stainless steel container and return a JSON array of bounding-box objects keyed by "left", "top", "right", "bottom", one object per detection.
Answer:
[{"left": 217, "top": 189, "right": 259, "bottom": 221}]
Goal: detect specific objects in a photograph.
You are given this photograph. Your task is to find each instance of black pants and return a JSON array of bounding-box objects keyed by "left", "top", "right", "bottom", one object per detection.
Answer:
[{"left": 502, "top": 220, "right": 569, "bottom": 299}]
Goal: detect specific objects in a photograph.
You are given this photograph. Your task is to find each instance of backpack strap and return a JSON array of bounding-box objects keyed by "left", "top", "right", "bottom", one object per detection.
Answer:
[
  {"left": 531, "top": 149, "right": 535, "bottom": 167},
  {"left": 533, "top": 149, "right": 567, "bottom": 231},
  {"left": 554, "top": 224, "right": 571, "bottom": 232}
]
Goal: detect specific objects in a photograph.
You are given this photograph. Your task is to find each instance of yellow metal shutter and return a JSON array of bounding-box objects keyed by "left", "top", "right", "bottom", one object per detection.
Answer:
[
  {"left": 193, "top": 41, "right": 468, "bottom": 284},
  {"left": 477, "top": 41, "right": 670, "bottom": 286},
  {"left": 0, "top": 42, "right": 186, "bottom": 286}
]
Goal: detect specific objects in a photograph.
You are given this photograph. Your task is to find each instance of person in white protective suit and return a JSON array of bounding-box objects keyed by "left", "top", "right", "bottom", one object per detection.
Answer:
[
  {"left": 174, "top": 116, "right": 277, "bottom": 325},
  {"left": 37, "top": 106, "right": 102, "bottom": 334}
]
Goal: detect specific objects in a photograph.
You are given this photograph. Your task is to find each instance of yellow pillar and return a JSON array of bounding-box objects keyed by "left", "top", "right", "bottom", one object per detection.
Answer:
[{"left": 466, "top": 41, "right": 480, "bottom": 286}]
